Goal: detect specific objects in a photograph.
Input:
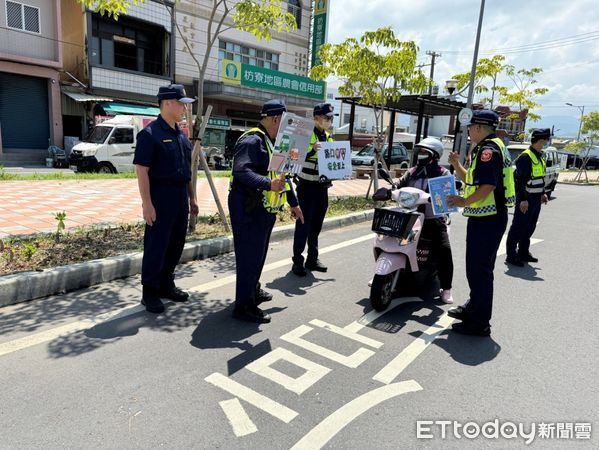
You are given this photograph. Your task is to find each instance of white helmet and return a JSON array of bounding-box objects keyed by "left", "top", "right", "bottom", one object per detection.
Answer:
[{"left": 414, "top": 137, "right": 444, "bottom": 160}]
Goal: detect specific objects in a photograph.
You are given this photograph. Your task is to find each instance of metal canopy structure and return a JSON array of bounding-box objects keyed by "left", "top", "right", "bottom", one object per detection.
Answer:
[{"left": 336, "top": 94, "right": 467, "bottom": 156}]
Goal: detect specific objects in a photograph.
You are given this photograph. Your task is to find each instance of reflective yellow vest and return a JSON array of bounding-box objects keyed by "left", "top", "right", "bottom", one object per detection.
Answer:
[
  {"left": 298, "top": 130, "right": 334, "bottom": 182},
  {"left": 518, "top": 148, "right": 546, "bottom": 194},
  {"left": 230, "top": 127, "right": 291, "bottom": 213},
  {"left": 463, "top": 137, "right": 516, "bottom": 217}
]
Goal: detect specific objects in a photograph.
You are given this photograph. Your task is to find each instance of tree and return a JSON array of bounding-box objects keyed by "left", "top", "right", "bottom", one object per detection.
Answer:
[
  {"left": 572, "top": 111, "right": 599, "bottom": 182},
  {"left": 310, "top": 27, "right": 428, "bottom": 191},
  {"left": 452, "top": 54, "right": 506, "bottom": 108},
  {"left": 495, "top": 65, "right": 548, "bottom": 130},
  {"left": 77, "top": 0, "right": 145, "bottom": 18},
  {"left": 164, "top": 0, "right": 296, "bottom": 231}
]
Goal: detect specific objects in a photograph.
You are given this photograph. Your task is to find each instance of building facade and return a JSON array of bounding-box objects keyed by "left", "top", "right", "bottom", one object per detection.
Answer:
[{"left": 0, "top": 0, "right": 63, "bottom": 158}]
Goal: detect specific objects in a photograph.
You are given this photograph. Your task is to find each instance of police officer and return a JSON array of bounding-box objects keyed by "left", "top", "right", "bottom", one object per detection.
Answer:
[
  {"left": 446, "top": 110, "right": 516, "bottom": 336},
  {"left": 133, "top": 84, "right": 199, "bottom": 313},
  {"left": 506, "top": 128, "right": 550, "bottom": 266},
  {"left": 229, "top": 99, "right": 304, "bottom": 323},
  {"left": 291, "top": 102, "right": 335, "bottom": 276}
]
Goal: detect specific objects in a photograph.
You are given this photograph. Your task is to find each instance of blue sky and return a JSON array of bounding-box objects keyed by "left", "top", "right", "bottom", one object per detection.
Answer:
[{"left": 325, "top": 0, "right": 599, "bottom": 137}]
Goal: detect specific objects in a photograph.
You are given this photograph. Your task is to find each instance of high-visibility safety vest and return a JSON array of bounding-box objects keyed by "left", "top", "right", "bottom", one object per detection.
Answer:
[
  {"left": 518, "top": 148, "right": 546, "bottom": 195},
  {"left": 298, "top": 130, "right": 334, "bottom": 182},
  {"left": 230, "top": 127, "right": 290, "bottom": 213},
  {"left": 463, "top": 137, "right": 516, "bottom": 217}
]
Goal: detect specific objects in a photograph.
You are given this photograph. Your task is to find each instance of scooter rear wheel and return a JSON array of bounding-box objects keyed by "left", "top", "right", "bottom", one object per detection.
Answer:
[{"left": 370, "top": 273, "right": 394, "bottom": 312}]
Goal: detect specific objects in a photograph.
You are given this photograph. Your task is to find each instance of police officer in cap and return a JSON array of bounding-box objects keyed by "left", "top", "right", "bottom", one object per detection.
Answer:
[
  {"left": 133, "top": 84, "right": 199, "bottom": 313},
  {"left": 446, "top": 109, "right": 516, "bottom": 336},
  {"left": 291, "top": 102, "right": 336, "bottom": 276},
  {"left": 229, "top": 99, "right": 304, "bottom": 323},
  {"left": 506, "top": 128, "right": 551, "bottom": 266}
]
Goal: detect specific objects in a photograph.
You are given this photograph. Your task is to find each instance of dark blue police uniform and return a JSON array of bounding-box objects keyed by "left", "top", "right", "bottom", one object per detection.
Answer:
[
  {"left": 464, "top": 134, "right": 508, "bottom": 330},
  {"left": 229, "top": 100, "right": 298, "bottom": 323},
  {"left": 133, "top": 114, "right": 192, "bottom": 297}
]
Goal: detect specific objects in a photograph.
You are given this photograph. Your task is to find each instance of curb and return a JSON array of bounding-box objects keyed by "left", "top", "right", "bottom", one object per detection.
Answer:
[{"left": 0, "top": 210, "right": 374, "bottom": 308}]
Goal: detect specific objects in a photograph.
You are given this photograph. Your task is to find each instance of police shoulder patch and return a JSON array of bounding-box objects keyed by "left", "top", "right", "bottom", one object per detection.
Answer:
[{"left": 480, "top": 148, "right": 493, "bottom": 162}]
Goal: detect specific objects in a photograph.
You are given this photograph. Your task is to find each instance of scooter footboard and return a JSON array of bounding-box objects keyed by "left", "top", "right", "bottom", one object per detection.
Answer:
[{"left": 374, "top": 252, "right": 407, "bottom": 276}]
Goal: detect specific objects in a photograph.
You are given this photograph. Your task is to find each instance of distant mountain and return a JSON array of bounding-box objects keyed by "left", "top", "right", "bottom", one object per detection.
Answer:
[{"left": 533, "top": 115, "right": 580, "bottom": 138}]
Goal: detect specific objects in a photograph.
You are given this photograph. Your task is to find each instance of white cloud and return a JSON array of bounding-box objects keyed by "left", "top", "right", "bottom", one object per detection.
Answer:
[{"left": 325, "top": 0, "right": 599, "bottom": 133}]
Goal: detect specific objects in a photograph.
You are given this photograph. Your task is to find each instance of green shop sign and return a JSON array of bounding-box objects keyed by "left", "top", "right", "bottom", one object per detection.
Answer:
[
  {"left": 207, "top": 117, "right": 231, "bottom": 129},
  {"left": 221, "top": 59, "right": 325, "bottom": 101},
  {"left": 311, "top": 0, "right": 329, "bottom": 67}
]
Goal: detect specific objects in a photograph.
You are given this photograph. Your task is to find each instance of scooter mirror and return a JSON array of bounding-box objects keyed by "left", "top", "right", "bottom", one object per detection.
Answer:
[{"left": 377, "top": 163, "right": 394, "bottom": 185}]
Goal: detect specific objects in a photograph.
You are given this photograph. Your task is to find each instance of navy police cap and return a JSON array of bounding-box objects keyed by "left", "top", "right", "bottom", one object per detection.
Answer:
[
  {"left": 157, "top": 84, "right": 196, "bottom": 103},
  {"left": 468, "top": 109, "right": 499, "bottom": 128},
  {"left": 531, "top": 128, "right": 551, "bottom": 139},
  {"left": 261, "top": 99, "right": 287, "bottom": 117},
  {"left": 313, "top": 102, "right": 336, "bottom": 117}
]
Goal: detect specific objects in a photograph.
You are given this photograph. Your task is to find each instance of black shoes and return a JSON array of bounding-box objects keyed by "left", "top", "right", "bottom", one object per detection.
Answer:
[
  {"left": 159, "top": 286, "right": 190, "bottom": 302},
  {"left": 141, "top": 296, "right": 165, "bottom": 314},
  {"left": 451, "top": 321, "right": 491, "bottom": 337},
  {"left": 520, "top": 253, "right": 539, "bottom": 263},
  {"left": 255, "top": 288, "right": 273, "bottom": 305},
  {"left": 505, "top": 256, "right": 525, "bottom": 267},
  {"left": 447, "top": 305, "right": 467, "bottom": 321},
  {"left": 292, "top": 263, "right": 307, "bottom": 277},
  {"left": 305, "top": 259, "right": 328, "bottom": 272},
  {"left": 232, "top": 306, "right": 271, "bottom": 324}
]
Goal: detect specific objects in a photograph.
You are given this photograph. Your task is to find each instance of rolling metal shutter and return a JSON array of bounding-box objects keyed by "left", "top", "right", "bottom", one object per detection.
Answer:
[{"left": 0, "top": 72, "right": 50, "bottom": 149}]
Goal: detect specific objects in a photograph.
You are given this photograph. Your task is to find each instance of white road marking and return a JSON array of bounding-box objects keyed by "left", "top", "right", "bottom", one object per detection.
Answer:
[
  {"left": 205, "top": 373, "right": 298, "bottom": 423},
  {"left": 245, "top": 347, "right": 331, "bottom": 395},
  {"left": 219, "top": 398, "right": 258, "bottom": 437},
  {"left": 343, "top": 297, "right": 423, "bottom": 334},
  {"left": 0, "top": 233, "right": 373, "bottom": 357},
  {"left": 309, "top": 319, "right": 383, "bottom": 349},
  {"left": 281, "top": 324, "right": 375, "bottom": 368},
  {"left": 372, "top": 313, "right": 455, "bottom": 384},
  {"left": 290, "top": 380, "right": 423, "bottom": 450}
]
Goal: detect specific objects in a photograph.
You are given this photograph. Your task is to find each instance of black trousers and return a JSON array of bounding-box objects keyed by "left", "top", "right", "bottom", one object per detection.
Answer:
[
  {"left": 464, "top": 213, "right": 508, "bottom": 328},
  {"left": 506, "top": 195, "right": 542, "bottom": 259},
  {"left": 420, "top": 218, "right": 453, "bottom": 290},
  {"left": 229, "top": 188, "right": 276, "bottom": 310},
  {"left": 292, "top": 182, "right": 329, "bottom": 265},
  {"left": 141, "top": 185, "right": 189, "bottom": 291}
]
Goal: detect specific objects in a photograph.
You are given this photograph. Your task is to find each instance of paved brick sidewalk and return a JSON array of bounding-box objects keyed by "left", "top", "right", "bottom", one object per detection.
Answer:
[{"left": 0, "top": 178, "right": 373, "bottom": 237}]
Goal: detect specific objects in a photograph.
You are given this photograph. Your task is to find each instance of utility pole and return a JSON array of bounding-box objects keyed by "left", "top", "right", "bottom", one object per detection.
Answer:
[{"left": 423, "top": 51, "right": 441, "bottom": 137}]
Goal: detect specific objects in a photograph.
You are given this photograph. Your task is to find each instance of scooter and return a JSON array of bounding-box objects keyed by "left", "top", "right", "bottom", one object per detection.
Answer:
[{"left": 369, "top": 169, "right": 436, "bottom": 311}]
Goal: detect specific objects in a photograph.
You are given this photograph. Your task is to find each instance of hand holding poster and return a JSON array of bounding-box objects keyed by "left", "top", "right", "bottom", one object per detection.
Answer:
[
  {"left": 267, "top": 112, "right": 313, "bottom": 174},
  {"left": 317, "top": 141, "right": 352, "bottom": 181},
  {"left": 427, "top": 174, "right": 459, "bottom": 215}
]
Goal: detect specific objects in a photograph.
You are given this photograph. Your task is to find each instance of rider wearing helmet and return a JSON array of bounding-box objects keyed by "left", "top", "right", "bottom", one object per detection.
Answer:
[{"left": 396, "top": 137, "right": 454, "bottom": 303}]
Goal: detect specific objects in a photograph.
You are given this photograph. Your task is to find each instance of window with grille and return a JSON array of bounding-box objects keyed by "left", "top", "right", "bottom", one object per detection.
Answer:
[
  {"left": 218, "top": 40, "right": 279, "bottom": 71},
  {"left": 287, "top": 0, "right": 301, "bottom": 29},
  {"left": 6, "top": 1, "right": 40, "bottom": 33}
]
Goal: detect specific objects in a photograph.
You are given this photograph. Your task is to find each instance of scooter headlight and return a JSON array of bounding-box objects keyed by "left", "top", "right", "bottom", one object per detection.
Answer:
[{"left": 397, "top": 191, "right": 419, "bottom": 208}]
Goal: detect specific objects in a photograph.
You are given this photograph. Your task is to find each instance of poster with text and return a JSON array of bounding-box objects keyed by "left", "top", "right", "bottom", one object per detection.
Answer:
[
  {"left": 427, "top": 174, "right": 459, "bottom": 215},
  {"left": 267, "top": 112, "right": 313, "bottom": 174},
  {"left": 318, "top": 141, "right": 352, "bottom": 181}
]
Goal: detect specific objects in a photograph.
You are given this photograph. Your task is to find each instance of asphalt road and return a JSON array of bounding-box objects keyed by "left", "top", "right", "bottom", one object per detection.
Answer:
[{"left": 0, "top": 184, "right": 598, "bottom": 449}]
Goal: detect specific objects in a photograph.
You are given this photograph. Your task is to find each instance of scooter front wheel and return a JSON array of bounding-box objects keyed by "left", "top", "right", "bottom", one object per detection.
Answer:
[{"left": 370, "top": 273, "right": 395, "bottom": 312}]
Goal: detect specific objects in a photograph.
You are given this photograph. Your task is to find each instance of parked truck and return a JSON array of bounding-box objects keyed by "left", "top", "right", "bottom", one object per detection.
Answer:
[{"left": 69, "top": 115, "right": 155, "bottom": 173}]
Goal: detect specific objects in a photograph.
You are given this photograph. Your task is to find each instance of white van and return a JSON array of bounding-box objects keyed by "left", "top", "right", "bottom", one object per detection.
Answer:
[
  {"left": 69, "top": 115, "right": 155, "bottom": 173},
  {"left": 507, "top": 143, "right": 561, "bottom": 197}
]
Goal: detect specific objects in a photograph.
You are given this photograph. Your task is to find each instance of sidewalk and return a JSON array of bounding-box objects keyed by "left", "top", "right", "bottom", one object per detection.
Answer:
[{"left": 0, "top": 178, "right": 373, "bottom": 238}]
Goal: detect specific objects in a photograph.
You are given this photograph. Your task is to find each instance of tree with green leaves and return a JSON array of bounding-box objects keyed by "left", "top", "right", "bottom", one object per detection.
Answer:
[
  {"left": 452, "top": 54, "right": 506, "bottom": 108},
  {"left": 572, "top": 111, "right": 599, "bottom": 182},
  {"left": 76, "top": 0, "right": 297, "bottom": 231},
  {"left": 310, "top": 27, "right": 428, "bottom": 190}
]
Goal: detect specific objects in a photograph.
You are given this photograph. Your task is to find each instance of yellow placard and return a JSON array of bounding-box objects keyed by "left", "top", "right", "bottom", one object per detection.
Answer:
[{"left": 222, "top": 59, "right": 241, "bottom": 85}]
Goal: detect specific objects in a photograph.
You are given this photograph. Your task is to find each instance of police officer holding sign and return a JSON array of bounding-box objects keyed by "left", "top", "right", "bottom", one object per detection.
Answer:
[
  {"left": 133, "top": 84, "right": 199, "bottom": 314},
  {"left": 446, "top": 110, "right": 516, "bottom": 336},
  {"left": 505, "top": 128, "right": 550, "bottom": 266},
  {"left": 291, "top": 102, "right": 335, "bottom": 276},
  {"left": 229, "top": 99, "right": 304, "bottom": 323}
]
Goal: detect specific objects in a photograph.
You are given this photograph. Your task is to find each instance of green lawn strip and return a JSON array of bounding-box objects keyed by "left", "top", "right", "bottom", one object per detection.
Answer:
[
  {"left": 0, "top": 168, "right": 232, "bottom": 181},
  {"left": 0, "top": 196, "right": 378, "bottom": 276}
]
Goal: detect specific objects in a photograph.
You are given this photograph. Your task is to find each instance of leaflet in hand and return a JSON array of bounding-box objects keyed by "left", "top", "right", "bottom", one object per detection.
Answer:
[{"left": 427, "top": 174, "right": 459, "bottom": 215}]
